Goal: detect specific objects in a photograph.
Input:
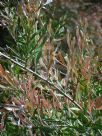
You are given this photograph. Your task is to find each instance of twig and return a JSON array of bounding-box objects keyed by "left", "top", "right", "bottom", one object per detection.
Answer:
[{"left": 0, "top": 52, "right": 86, "bottom": 111}]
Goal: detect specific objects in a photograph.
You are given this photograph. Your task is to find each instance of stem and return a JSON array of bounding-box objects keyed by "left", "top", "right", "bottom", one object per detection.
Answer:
[{"left": 0, "top": 52, "right": 88, "bottom": 112}]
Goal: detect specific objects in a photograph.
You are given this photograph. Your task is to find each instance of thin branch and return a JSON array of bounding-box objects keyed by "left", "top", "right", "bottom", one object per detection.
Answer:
[{"left": 0, "top": 52, "right": 85, "bottom": 111}]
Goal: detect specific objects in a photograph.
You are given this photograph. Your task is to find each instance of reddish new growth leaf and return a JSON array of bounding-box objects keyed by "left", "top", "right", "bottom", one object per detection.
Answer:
[
  {"left": 27, "top": 89, "right": 39, "bottom": 108},
  {"left": 88, "top": 99, "right": 95, "bottom": 113},
  {"left": 81, "top": 57, "right": 91, "bottom": 81},
  {"left": 26, "top": 78, "right": 33, "bottom": 91},
  {"left": 20, "top": 83, "right": 26, "bottom": 91},
  {"left": 20, "top": 78, "right": 33, "bottom": 91},
  {"left": 50, "top": 90, "right": 61, "bottom": 111},
  {"left": 12, "top": 97, "right": 25, "bottom": 106},
  {"left": 95, "top": 96, "right": 102, "bottom": 110},
  {"left": 40, "top": 97, "right": 51, "bottom": 110},
  {"left": 0, "top": 124, "right": 4, "bottom": 130},
  {"left": 88, "top": 96, "right": 102, "bottom": 113},
  {"left": 27, "top": 88, "right": 51, "bottom": 111}
]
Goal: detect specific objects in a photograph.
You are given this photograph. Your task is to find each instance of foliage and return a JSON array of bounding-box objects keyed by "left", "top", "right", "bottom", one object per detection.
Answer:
[{"left": 0, "top": 0, "right": 102, "bottom": 135}]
